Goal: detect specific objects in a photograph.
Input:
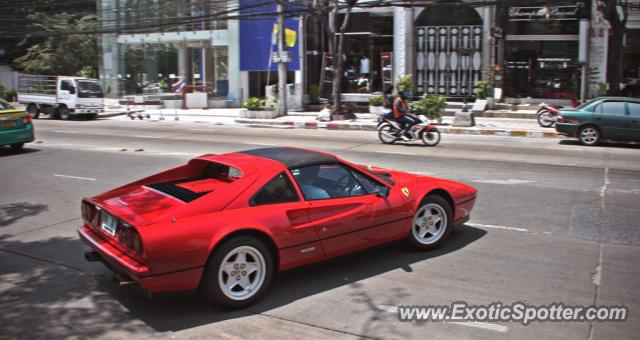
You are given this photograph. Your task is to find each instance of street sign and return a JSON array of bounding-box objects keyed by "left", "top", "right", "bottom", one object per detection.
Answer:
[{"left": 271, "top": 51, "right": 291, "bottom": 64}]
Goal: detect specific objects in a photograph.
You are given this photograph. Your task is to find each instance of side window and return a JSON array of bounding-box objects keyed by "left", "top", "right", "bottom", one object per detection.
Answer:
[
  {"left": 291, "top": 164, "right": 367, "bottom": 200},
  {"left": 348, "top": 167, "right": 384, "bottom": 194},
  {"left": 60, "top": 80, "right": 73, "bottom": 91},
  {"left": 600, "top": 101, "right": 626, "bottom": 115},
  {"left": 250, "top": 172, "right": 299, "bottom": 206},
  {"left": 627, "top": 102, "right": 640, "bottom": 117}
]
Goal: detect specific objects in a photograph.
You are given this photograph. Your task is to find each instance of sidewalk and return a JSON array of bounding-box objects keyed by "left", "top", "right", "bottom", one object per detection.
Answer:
[{"left": 112, "top": 108, "right": 558, "bottom": 139}]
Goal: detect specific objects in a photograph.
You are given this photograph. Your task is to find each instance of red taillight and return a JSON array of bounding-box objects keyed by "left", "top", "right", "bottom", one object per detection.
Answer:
[
  {"left": 81, "top": 201, "right": 96, "bottom": 225},
  {"left": 557, "top": 116, "right": 579, "bottom": 124},
  {"left": 118, "top": 222, "right": 143, "bottom": 256},
  {"left": 22, "top": 116, "right": 32, "bottom": 124}
]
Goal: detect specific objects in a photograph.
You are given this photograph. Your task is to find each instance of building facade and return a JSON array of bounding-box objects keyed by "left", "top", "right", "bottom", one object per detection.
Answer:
[{"left": 97, "top": 0, "right": 638, "bottom": 106}]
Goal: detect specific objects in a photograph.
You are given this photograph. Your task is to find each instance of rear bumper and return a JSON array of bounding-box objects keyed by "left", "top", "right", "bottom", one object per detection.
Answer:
[
  {"left": 73, "top": 108, "right": 104, "bottom": 114},
  {"left": 78, "top": 225, "right": 203, "bottom": 295},
  {"left": 0, "top": 124, "right": 34, "bottom": 146},
  {"left": 555, "top": 123, "right": 579, "bottom": 137}
]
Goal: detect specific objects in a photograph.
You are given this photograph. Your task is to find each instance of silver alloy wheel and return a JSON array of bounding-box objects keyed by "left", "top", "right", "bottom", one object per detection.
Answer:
[
  {"left": 412, "top": 203, "right": 447, "bottom": 245},
  {"left": 580, "top": 127, "right": 599, "bottom": 145},
  {"left": 217, "top": 245, "right": 266, "bottom": 301}
]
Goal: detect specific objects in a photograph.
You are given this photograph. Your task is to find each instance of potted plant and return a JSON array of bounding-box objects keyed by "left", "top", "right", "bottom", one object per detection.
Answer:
[
  {"left": 475, "top": 81, "right": 489, "bottom": 100},
  {"left": 412, "top": 94, "right": 446, "bottom": 124},
  {"left": 369, "top": 94, "right": 385, "bottom": 115},
  {"left": 240, "top": 96, "right": 281, "bottom": 119},
  {"left": 308, "top": 84, "right": 321, "bottom": 103},
  {"left": 396, "top": 74, "right": 413, "bottom": 93}
]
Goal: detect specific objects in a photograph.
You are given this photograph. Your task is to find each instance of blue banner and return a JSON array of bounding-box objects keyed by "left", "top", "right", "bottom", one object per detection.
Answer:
[{"left": 239, "top": 0, "right": 302, "bottom": 71}]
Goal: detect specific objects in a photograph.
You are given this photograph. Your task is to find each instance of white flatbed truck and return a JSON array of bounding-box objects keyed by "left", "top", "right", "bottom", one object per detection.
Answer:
[{"left": 17, "top": 75, "right": 104, "bottom": 120}]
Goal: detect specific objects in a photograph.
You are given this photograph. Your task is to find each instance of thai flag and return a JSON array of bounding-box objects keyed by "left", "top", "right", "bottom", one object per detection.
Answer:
[{"left": 172, "top": 79, "right": 185, "bottom": 93}]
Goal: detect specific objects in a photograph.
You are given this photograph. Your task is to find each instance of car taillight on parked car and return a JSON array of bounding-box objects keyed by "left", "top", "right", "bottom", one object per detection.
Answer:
[
  {"left": 118, "top": 221, "right": 143, "bottom": 256},
  {"left": 22, "top": 116, "right": 31, "bottom": 124},
  {"left": 557, "top": 116, "right": 579, "bottom": 124}
]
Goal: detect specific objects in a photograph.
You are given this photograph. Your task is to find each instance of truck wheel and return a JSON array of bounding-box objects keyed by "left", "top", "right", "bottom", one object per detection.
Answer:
[
  {"left": 57, "top": 106, "right": 71, "bottom": 120},
  {"left": 26, "top": 104, "right": 39, "bottom": 119}
]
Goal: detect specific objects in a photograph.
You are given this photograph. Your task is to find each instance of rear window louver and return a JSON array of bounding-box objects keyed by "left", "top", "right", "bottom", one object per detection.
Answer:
[{"left": 146, "top": 178, "right": 211, "bottom": 203}]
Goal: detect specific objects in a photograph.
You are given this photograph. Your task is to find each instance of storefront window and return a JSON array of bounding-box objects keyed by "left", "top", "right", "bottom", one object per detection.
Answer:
[
  {"left": 334, "top": 12, "right": 394, "bottom": 93},
  {"left": 504, "top": 41, "right": 579, "bottom": 99}
]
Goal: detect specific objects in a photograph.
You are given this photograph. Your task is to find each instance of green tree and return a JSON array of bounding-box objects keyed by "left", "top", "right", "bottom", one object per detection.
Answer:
[{"left": 14, "top": 13, "right": 98, "bottom": 77}]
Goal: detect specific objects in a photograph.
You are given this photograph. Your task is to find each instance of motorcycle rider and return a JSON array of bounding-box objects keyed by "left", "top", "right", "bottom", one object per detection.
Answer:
[{"left": 393, "top": 90, "right": 418, "bottom": 140}]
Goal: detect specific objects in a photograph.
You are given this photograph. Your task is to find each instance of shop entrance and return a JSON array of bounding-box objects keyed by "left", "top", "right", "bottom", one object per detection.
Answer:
[{"left": 414, "top": 6, "right": 483, "bottom": 97}]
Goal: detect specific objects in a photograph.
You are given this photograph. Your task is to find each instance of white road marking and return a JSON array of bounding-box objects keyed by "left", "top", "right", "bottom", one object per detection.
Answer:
[
  {"left": 132, "top": 135, "right": 162, "bottom": 139},
  {"left": 190, "top": 128, "right": 216, "bottom": 132},
  {"left": 54, "top": 174, "right": 96, "bottom": 181},
  {"left": 294, "top": 133, "right": 326, "bottom": 137},
  {"left": 376, "top": 150, "right": 413, "bottom": 156},
  {"left": 592, "top": 243, "right": 603, "bottom": 287},
  {"left": 449, "top": 321, "right": 508, "bottom": 333},
  {"left": 52, "top": 130, "right": 78, "bottom": 134},
  {"left": 473, "top": 179, "right": 535, "bottom": 185},
  {"left": 466, "top": 222, "right": 530, "bottom": 233},
  {"left": 600, "top": 167, "right": 609, "bottom": 209}
]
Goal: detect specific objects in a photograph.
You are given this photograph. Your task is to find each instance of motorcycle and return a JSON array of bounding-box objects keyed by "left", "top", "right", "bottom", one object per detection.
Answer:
[
  {"left": 377, "top": 111, "right": 441, "bottom": 146},
  {"left": 537, "top": 98, "right": 578, "bottom": 127}
]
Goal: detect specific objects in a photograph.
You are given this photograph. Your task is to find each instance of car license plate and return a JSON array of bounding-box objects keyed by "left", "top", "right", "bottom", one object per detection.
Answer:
[
  {"left": 101, "top": 211, "right": 118, "bottom": 236},
  {"left": 0, "top": 121, "right": 16, "bottom": 128}
]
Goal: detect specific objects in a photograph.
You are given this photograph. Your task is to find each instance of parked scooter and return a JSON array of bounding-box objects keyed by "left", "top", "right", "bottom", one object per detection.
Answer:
[
  {"left": 537, "top": 98, "right": 579, "bottom": 127},
  {"left": 377, "top": 111, "right": 441, "bottom": 146}
]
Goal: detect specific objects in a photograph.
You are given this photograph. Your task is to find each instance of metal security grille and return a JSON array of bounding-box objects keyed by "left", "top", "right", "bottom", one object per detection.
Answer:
[{"left": 415, "top": 26, "right": 483, "bottom": 97}]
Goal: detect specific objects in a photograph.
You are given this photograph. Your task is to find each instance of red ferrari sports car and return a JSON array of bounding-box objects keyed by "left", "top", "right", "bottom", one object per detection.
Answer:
[{"left": 78, "top": 147, "right": 477, "bottom": 308}]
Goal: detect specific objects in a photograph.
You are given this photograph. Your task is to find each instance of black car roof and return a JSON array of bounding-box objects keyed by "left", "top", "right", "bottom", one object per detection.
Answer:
[{"left": 238, "top": 147, "right": 338, "bottom": 169}]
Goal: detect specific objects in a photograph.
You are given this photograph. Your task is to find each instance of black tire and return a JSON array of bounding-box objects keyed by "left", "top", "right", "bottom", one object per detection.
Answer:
[
  {"left": 85, "top": 114, "right": 98, "bottom": 120},
  {"left": 9, "top": 143, "right": 24, "bottom": 151},
  {"left": 378, "top": 123, "right": 397, "bottom": 144},
  {"left": 26, "top": 104, "right": 39, "bottom": 119},
  {"left": 421, "top": 129, "right": 441, "bottom": 146},
  {"left": 57, "top": 106, "right": 71, "bottom": 120},
  {"left": 578, "top": 125, "right": 601, "bottom": 146},
  {"left": 405, "top": 195, "right": 453, "bottom": 250},
  {"left": 536, "top": 110, "right": 555, "bottom": 127},
  {"left": 200, "top": 235, "right": 274, "bottom": 309}
]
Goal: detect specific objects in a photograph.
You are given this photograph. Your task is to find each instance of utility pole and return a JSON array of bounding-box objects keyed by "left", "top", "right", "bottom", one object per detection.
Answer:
[{"left": 276, "top": 0, "right": 288, "bottom": 116}]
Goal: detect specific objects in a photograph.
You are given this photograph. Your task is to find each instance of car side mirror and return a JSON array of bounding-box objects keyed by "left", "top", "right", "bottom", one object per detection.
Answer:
[{"left": 375, "top": 186, "right": 390, "bottom": 198}]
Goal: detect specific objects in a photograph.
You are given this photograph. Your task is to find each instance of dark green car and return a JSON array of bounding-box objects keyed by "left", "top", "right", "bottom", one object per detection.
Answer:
[
  {"left": 0, "top": 99, "right": 35, "bottom": 151},
  {"left": 555, "top": 97, "right": 640, "bottom": 146}
]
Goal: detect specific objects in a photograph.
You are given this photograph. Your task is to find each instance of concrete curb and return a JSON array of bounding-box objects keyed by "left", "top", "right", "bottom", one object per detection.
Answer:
[{"left": 234, "top": 118, "right": 559, "bottom": 138}]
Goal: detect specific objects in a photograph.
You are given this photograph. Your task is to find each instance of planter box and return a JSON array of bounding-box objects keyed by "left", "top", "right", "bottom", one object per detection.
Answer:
[{"left": 240, "top": 109, "right": 281, "bottom": 119}]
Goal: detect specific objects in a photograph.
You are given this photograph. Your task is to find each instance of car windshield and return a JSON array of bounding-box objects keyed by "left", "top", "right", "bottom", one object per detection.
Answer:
[
  {"left": 77, "top": 80, "right": 104, "bottom": 98},
  {"left": 0, "top": 99, "right": 15, "bottom": 110}
]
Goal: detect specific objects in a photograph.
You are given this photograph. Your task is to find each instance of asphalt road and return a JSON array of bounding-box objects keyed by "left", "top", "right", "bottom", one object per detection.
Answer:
[{"left": 1, "top": 119, "right": 639, "bottom": 339}]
